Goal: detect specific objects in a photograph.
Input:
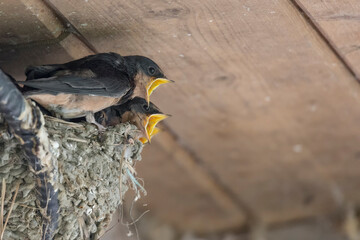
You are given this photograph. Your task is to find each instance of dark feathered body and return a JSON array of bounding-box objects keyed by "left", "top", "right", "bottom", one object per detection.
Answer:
[
  {"left": 18, "top": 52, "right": 167, "bottom": 120},
  {"left": 94, "top": 97, "right": 162, "bottom": 127}
]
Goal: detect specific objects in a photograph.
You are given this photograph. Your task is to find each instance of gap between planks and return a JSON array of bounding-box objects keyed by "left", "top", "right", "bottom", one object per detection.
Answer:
[{"left": 289, "top": 0, "right": 359, "bottom": 81}]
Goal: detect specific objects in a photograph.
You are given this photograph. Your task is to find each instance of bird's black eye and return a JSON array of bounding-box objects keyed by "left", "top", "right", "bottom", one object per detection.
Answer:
[
  {"left": 148, "top": 66, "right": 156, "bottom": 75},
  {"left": 142, "top": 104, "right": 150, "bottom": 111}
]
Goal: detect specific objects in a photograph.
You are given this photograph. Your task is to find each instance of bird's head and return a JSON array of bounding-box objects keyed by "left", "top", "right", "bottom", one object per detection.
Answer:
[
  {"left": 121, "top": 97, "right": 169, "bottom": 143},
  {"left": 126, "top": 56, "right": 173, "bottom": 105}
]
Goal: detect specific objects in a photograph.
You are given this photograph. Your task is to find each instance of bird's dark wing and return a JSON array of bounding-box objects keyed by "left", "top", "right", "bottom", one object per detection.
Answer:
[
  {"left": 25, "top": 65, "right": 65, "bottom": 80},
  {"left": 18, "top": 75, "right": 131, "bottom": 98},
  {"left": 25, "top": 53, "right": 126, "bottom": 80}
]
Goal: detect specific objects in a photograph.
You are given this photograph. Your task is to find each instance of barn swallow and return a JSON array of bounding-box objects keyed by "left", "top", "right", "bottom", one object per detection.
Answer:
[
  {"left": 94, "top": 97, "right": 169, "bottom": 143},
  {"left": 17, "top": 52, "right": 172, "bottom": 130}
]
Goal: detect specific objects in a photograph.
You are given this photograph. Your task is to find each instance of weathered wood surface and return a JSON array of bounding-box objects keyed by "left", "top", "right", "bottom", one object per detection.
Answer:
[
  {"left": 0, "top": 44, "right": 69, "bottom": 80},
  {"left": 0, "top": 0, "right": 92, "bottom": 80},
  {"left": 0, "top": 0, "right": 58, "bottom": 46},
  {"left": 138, "top": 138, "right": 243, "bottom": 232},
  {"left": 0, "top": 0, "right": 65, "bottom": 79},
  {"left": 294, "top": 0, "right": 360, "bottom": 79},
  {"left": 2, "top": 0, "right": 360, "bottom": 234},
  {"left": 47, "top": 0, "right": 360, "bottom": 229}
]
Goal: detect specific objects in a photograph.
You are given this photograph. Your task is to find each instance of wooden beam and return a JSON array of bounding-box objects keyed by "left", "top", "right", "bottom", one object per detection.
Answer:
[
  {"left": 155, "top": 128, "right": 246, "bottom": 218},
  {"left": 293, "top": 0, "right": 360, "bottom": 79},
  {"left": 19, "top": 0, "right": 93, "bottom": 58},
  {"left": 0, "top": 0, "right": 93, "bottom": 79}
]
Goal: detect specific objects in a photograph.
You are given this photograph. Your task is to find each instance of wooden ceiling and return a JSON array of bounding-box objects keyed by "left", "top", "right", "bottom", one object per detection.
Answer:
[{"left": 1, "top": 0, "right": 360, "bottom": 235}]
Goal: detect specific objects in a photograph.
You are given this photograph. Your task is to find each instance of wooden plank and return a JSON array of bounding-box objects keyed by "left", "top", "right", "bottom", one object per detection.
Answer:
[
  {"left": 19, "top": 0, "right": 94, "bottom": 58},
  {"left": 47, "top": 0, "right": 360, "bottom": 228},
  {"left": 0, "top": 42, "right": 71, "bottom": 80},
  {"left": 137, "top": 138, "right": 243, "bottom": 232},
  {"left": 0, "top": 0, "right": 93, "bottom": 79},
  {"left": 293, "top": 0, "right": 360, "bottom": 79},
  {"left": 153, "top": 130, "right": 244, "bottom": 217},
  {"left": 0, "top": 0, "right": 59, "bottom": 46},
  {"left": 0, "top": 31, "right": 93, "bottom": 80}
]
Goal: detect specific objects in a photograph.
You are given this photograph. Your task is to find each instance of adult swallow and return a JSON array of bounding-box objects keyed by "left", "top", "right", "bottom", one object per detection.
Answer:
[
  {"left": 95, "top": 97, "right": 169, "bottom": 143},
  {"left": 17, "top": 52, "right": 172, "bottom": 129}
]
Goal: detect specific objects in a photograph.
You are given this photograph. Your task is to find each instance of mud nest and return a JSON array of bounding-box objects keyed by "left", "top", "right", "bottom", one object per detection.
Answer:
[{"left": 0, "top": 115, "right": 144, "bottom": 239}]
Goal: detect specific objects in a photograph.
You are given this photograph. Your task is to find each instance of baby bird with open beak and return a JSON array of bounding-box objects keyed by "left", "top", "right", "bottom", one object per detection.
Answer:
[
  {"left": 17, "top": 52, "right": 172, "bottom": 130},
  {"left": 95, "top": 97, "right": 169, "bottom": 143}
]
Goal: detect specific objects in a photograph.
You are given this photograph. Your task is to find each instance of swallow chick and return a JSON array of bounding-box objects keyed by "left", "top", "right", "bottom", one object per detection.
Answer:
[
  {"left": 95, "top": 97, "right": 169, "bottom": 143},
  {"left": 18, "top": 52, "right": 172, "bottom": 130}
]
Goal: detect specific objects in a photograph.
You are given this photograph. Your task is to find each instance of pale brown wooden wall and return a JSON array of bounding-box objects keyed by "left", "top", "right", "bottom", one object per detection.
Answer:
[{"left": 1, "top": 0, "right": 360, "bottom": 236}]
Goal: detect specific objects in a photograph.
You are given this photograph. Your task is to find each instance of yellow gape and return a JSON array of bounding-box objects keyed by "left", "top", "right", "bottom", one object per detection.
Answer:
[
  {"left": 139, "top": 113, "right": 169, "bottom": 144},
  {"left": 139, "top": 127, "right": 161, "bottom": 144},
  {"left": 146, "top": 78, "right": 173, "bottom": 104}
]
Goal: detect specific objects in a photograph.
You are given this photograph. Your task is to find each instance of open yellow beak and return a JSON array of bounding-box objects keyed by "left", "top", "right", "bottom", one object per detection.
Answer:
[
  {"left": 139, "top": 113, "right": 169, "bottom": 144},
  {"left": 139, "top": 137, "right": 147, "bottom": 144},
  {"left": 146, "top": 114, "right": 169, "bottom": 139},
  {"left": 146, "top": 78, "right": 174, "bottom": 105},
  {"left": 141, "top": 118, "right": 151, "bottom": 143},
  {"left": 150, "top": 127, "right": 160, "bottom": 136},
  {"left": 139, "top": 127, "right": 161, "bottom": 144}
]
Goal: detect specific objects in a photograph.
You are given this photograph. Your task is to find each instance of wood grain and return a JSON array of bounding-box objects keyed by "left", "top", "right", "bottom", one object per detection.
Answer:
[
  {"left": 0, "top": 42, "right": 70, "bottom": 80},
  {"left": 294, "top": 0, "right": 360, "bottom": 79},
  {"left": 47, "top": 0, "right": 360, "bottom": 229},
  {"left": 0, "top": 0, "right": 59, "bottom": 46},
  {"left": 0, "top": 0, "right": 93, "bottom": 79},
  {"left": 137, "top": 137, "right": 244, "bottom": 232},
  {"left": 2, "top": 0, "right": 360, "bottom": 233}
]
